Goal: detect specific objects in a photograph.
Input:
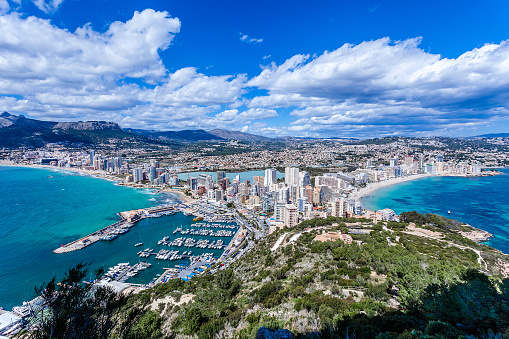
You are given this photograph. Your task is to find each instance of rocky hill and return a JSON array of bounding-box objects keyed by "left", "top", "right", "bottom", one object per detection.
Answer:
[
  {"left": 208, "top": 129, "right": 270, "bottom": 142},
  {"left": 127, "top": 128, "right": 226, "bottom": 142},
  {"left": 0, "top": 111, "right": 56, "bottom": 129},
  {"left": 53, "top": 121, "right": 123, "bottom": 131},
  {"left": 0, "top": 112, "right": 159, "bottom": 148},
  {"left": 27, "top": 212, "right": 509, "bottom": 339}
]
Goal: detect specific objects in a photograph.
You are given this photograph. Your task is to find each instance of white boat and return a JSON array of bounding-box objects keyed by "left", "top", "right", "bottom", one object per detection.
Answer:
[{"left": 135, "top": 242, "right": 143, "bottom": 247}]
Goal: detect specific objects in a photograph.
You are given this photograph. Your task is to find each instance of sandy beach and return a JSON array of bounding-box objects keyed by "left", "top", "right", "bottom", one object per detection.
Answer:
[
  {"left": 0, "top": 160, "right": 194, "bottom": 203},
  {"left": 350, "top": 173, "right": 436, "bottom": 202}
]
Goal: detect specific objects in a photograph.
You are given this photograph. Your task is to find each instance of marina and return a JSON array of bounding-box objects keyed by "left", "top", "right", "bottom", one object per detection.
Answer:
[
  {"left": 0, "top": 167, "right": 249, "bottom": 315},
  {"left": 53, "top": 204, "right": 178, "bottom": 253}
]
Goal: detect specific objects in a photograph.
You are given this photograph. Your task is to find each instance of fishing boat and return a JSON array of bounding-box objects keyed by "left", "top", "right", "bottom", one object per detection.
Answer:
[{"left": 135, "top": 242, "right": 143, "bottom": 247}]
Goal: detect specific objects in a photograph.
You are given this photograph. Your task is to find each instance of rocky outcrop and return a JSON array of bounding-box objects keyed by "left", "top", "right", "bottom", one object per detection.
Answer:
[
  {"left": 0, "top": 112, "right": 57, "bottom": 128},
  {"left": 53, "top": 121, "right": 122, "bottom": 131}
]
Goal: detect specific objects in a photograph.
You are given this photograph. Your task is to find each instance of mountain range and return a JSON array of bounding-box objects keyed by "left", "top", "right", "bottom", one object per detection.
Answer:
[{"left": 0, "top": 112, "right": 270, "bottom": 147}]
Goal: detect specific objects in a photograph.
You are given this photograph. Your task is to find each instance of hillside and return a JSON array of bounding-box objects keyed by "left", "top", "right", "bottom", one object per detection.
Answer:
[
  {"left": 0, "top": 112, "right": 172, "bottom": 148},
  {"left": 208, "top": 129, "right": 270, "bottom": 142},
  {"left": 24, "top": 212, "right": 509, "bottom": 339},
  {"left": 127, "top": 129, "right": 226, "bottom": 142}
]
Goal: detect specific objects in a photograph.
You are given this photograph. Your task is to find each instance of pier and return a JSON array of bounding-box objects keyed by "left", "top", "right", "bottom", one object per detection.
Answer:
[{"left": 53, "top": 204, "right": 177, "bottom": 253}]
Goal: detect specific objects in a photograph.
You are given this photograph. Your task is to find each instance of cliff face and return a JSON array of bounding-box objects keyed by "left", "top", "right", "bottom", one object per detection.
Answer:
[
  {"left": 0, "top": 112, "right": 57, "bottom": 129},
  {"left": 53, "top": 121, "right": 123, "bottom": 131}
]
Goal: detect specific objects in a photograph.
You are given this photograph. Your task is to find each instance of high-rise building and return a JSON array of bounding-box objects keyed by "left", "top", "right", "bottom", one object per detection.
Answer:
[
  {"left": 313, "top": 187, "right": 323, "bottom": 205},
  {"left": 133, "top": 168, "right": 143, "bottom": 182},
  {"left": 285, "top": 167, "right": 299, "bottom": 186},
  {"left": 274, "top": 201, "right": 287, "bottom": 222},
  {"left": 253, "top": 176, "right": 264, "bottom": 184},
  {"left": 215, "top": 189, "right": 223, "bottom": 202},
  {"left": 261, "top": 192, "right": 275, "bottom": 213},
  {"left": 217, "top": 171, "right": 226, "bottom": 182},
  {"left": 219, "top": 177, "right": 229, "bottom": 191},
  {"left": 419, "top": 155, "right": 425, "bottom": 169},
  {"left": 390, "top": 158, "right": 398, "bottom": 167},
  {"left": 354, "top": 201, "right": 363, "bottom": 215},
  {"left": 198, "top": 174, "right": 213, "bottom": 189},
  {"left": 437, "top": 154, "right": 444, "bottom": 163},
  {"left": 331, "top": 198, "right": 345, "bottom": 217},
  {"left": 250, "top": 183, "right": 260, "bottom": 197},
  {"left": 304, "top": 185, "right": 313, "bottom": 205},
  {"left": 277, "top": 187, "right": 290, "bottom": 203},
  {"left": 297, "top": 197, "right": 308, "bottom": 212},
  {"left": 284, "top": 204, "right": 298, "bottom": 228},
  {"left": 148, "top": 166, "right": 157, "bottom": 182},
  {"left": 298, "top": 171, "right": 310, "bottom": 187},
  {"left": 239, "top": 182, "right": 249, "bottom": 196},
  {"left": 89, "top": 150, "right": 95, "bottom": 165},
  {"left": 404, "top": 156, "right": 414, "bottom": 168},
  {"left": 264, "top": 168, "right": 277, "bottom": 186},
  {"left": 188, "top": 177, "right": 198, "bottom": 190}
]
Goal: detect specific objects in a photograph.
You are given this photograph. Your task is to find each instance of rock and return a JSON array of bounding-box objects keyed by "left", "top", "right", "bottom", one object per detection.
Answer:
[
  {"left": 256, "top": 327, "right": 293, "bottom": 339},
  {"left": 53, "top": 121, "right": 122, "bottom": 131}
]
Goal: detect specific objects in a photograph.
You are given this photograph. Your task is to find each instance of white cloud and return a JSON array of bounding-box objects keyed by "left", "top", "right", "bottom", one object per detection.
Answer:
[
  {"left": 246, "top": 37, "right": 509, "bottom": 137},
  {"left": 2, "top": 13, "right": 509, "bottom": 138},
  {"left": 0, "top": 9, "right": 180, "bottom": 97},
  {"left": 149, "top": 68, "right": 247, "bottom": 106},
  {"left": 32, "top": 0, "right": 65, "bottom": 13},
  {"left": 238, "top": 108, "right": 277, "bottom": 119},
  {"left": 0, "top": 0, "right": 9, "bottom": 14},
  {"left": 239, "top": 32, "right": 263, "bottom": 44}
]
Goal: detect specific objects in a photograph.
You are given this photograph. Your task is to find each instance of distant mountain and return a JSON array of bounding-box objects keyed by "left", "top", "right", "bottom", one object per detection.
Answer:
[
  {"left": 126, "top": 129, "right": 225, "bottom": 142},
  {"left": 0, "top": 112, "right": 56, "bottom": 129},
  {"left": 208, "top": 129, "right": 269, "bottom": 142},
  {"left": 0, "top": 112, "right": 155, "bottom": 148},
  {"left": 53, "top": 121, "right": 123, "bottom": 131},
  {"left": 472, "top": 133, "right": 509, "bottom": 138}
]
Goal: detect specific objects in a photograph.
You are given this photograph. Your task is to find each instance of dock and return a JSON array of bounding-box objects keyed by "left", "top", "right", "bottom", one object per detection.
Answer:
[{"left": 53, "top": 204, "right": 178, "bottom": 254}]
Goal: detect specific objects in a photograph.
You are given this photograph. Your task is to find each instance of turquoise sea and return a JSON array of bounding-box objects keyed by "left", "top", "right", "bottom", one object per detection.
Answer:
[
  {"left": 362, "top": 168, "right": 509, "bottom": 254},
  {"left": 0, "top": 166, "right": 233, "bottom": 310}
]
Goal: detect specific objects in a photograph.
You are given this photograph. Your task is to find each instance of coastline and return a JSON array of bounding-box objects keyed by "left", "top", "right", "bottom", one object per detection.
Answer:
[
  {"left": 0, "top": 161, "right": 186, "bottom": 202},
  {"left": 351, "top": 173, "right": 436, "bottom": 202},
  {"left": 352, "top": 170, "right": 505, "bottom": 203}
]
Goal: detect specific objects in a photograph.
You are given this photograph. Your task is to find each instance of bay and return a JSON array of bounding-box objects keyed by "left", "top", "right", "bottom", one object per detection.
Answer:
[
  {"left": 0, "top": 166, "right": 232, "bottom": 310},
  {"left": 362, "top": 168, "right": 509, "bottom": 253}
]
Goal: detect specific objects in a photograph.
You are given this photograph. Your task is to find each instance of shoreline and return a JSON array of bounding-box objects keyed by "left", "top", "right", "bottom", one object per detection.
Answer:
[
  {"left": 352, "top": 170, "right": 505, "bottom": 203},
  {"left": 0, "top": 161, "right": 184, "bottom": 202},
  {"left": 351, "top": 173, "right": 436, "bottom": 202}
]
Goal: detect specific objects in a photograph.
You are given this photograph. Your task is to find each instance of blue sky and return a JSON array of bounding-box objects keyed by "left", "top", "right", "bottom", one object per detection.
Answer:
[{"left": 1, "top": 0, "right": 509, "bottom": 138}]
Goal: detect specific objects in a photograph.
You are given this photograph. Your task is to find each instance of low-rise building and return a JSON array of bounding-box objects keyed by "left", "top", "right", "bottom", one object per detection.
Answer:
[{"left": 313, "top": 231, "right": 353, "bottom": 244}]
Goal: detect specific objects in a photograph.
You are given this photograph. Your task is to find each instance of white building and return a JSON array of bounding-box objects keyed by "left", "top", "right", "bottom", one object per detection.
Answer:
[
  {"left": 133, "top": 168, "right": 144, "bottom": 182},
  {"left": 331, "top": 198, "right": 345, "bottom": 217},
  {"left": 380, "top": 208, "right": 397, "bottom": 221},
  {"left": 284, "top": 204, "right": 298, "bottom": 228},
  {"left": 285, "top": 167, "right": 299, "bottom": 186},
  {"left": 264, "top": 168, "right": 278, "bottom": 186}
]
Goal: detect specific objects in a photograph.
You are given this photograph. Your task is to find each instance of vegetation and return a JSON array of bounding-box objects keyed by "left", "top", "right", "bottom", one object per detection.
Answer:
[{"left": 23, "top": 214, "right": 509, "bottom": 338}]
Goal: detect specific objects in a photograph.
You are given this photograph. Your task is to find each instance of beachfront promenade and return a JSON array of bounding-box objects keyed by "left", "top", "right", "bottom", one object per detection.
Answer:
[{"left": 53, "top": 204, "right": 178, "bottom": 254}]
